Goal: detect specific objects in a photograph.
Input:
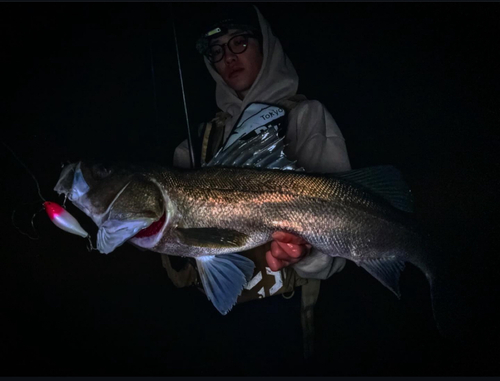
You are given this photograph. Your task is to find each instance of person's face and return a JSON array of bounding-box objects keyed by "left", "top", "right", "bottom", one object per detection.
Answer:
[{"left": 210, "top": 29, "right": 263, "bottom": 99}]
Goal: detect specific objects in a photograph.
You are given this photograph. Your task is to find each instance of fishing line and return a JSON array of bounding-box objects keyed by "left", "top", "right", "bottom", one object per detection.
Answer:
[
  {"left": 11, "top": 208, "right": 43, "bottom": 240},
  {"left": 10, "top": 199, "right": 46, "bottom": 238},
  {"left": 86, "top": 236, "right": 97, "bottom": 252},
  {"left": 59, "top": 162, "right": 70, "bottom": 208},
  {"left": 2, "top": 141, "right": 47, "bottom": 238},
  {"left": 2, "top": 141, "right": 46, "bottom": 202},
  {"left": 2, "top": 141, "right": 91, "bottom": 242}
]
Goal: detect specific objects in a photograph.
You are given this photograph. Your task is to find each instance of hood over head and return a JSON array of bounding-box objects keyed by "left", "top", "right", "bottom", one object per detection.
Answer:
[{"left": 202, "top": 5, "right": 299, "bottom": 138}]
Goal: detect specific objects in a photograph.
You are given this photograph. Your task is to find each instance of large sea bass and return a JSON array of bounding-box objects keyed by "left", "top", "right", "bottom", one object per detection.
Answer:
[{"left": 54, "top": 161, "right": 436, "bottom": 316}]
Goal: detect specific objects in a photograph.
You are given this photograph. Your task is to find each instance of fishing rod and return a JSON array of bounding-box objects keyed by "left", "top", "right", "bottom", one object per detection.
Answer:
[{"left": 169, "top": 3, "right": 196, "bottom": 169}]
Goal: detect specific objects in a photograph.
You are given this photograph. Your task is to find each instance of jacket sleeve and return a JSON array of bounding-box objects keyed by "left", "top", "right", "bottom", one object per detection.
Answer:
[
  {"left": 285, "top": 100, "right": 351, "bottom": 173},
  {"left": 286, "top": 100, "right": 351, "bottom": 280},
  {"left": 173, "top": 139, "right": 192, "bottom": 169}
]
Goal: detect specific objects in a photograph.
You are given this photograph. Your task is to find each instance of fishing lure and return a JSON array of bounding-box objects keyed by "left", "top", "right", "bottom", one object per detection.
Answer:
[
  {"left": 3, "top": 141, "right": 89, "bottom": 239},
  {"left": 43, "top": 201, "right": 88, "bottom": 238}
]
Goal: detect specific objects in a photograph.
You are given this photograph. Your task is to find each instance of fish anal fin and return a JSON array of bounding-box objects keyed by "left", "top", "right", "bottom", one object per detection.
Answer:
[
  {"left": 196, "top": 254, "right": 255, "bottom": 315},
  {"left": 359, "top": 257, "right": 406, "bottom": 298}
]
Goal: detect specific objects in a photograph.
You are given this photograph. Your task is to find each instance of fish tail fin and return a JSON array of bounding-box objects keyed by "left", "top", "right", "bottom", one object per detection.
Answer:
[
  {"left": 427, "top": 271, "right": 467, "bottom": 339},
  {"left": 357, "top": 252, "right": 449, "bottom": 337},
  {"left": 426, "top": 266, "right": 473, "bottom": 340},
  {"left": 425, "top": 272, "right": 444, "bottom": 334},
  {"left": 424, "top": 255, "right": 484, "bottom": 342},
  {"left": 409, "top": 252, "right": 451, "bottom": 337}
]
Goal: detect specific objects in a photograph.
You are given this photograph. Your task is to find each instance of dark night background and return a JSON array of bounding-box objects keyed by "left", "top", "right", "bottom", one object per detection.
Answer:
[{"left": 1, "top": 2, "right": 499, "bottom": 377}]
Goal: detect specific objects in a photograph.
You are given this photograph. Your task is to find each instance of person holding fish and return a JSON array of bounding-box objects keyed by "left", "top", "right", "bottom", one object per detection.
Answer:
[
  {"left": 53, "top": 2, "right": 433, "bottom": 354},
  {"left": 163, "top": 3, "right": 351, "bottom": 357},
  {"left": 50, "top": 2, "right": 438, "bottom": 358}
]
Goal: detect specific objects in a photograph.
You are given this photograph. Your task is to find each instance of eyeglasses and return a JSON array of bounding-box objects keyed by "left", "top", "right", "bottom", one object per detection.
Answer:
[{"left": 205, "top": 34, "right": 255, "bottom": 64}]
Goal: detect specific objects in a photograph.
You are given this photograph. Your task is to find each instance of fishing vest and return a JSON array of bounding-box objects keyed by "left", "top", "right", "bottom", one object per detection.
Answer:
[{"left": 162, "top": 94, "right": 320, "bottom": 357}]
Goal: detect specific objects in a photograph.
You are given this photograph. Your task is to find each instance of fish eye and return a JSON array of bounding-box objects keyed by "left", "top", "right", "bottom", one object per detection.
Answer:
[{"left": 92, "top": 164, "right": 112, "bottom": 180}]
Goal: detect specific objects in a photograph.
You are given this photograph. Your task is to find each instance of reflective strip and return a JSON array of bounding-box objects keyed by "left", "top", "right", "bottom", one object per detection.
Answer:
[
  {"left": 244, "top": 271, "right": 263, "bottom": 290},
  {"left": 266, "top": 267, "right": 284, "bottom": 296},
  {"left": 256, "top": 287, "right": 265, "bottom": 299}
]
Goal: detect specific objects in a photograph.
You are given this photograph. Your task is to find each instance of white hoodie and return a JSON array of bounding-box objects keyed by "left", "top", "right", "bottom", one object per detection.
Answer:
[{"left": 174, "top": 7, "right": 351, "bottom": 279}]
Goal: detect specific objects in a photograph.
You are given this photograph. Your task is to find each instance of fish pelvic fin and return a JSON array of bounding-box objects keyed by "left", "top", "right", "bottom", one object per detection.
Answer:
[
  {"left": 336, "top": 166, "right": 414, "bottom": 213},
  {"left": 195, "top": 254, "right": 255, "bottom": 315},
  {"left": 358, "top": 257, "right": 406, "bottom": 298}
]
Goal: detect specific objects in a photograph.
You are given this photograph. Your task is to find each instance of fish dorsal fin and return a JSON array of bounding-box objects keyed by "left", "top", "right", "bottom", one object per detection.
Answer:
[
  {"left": 196, "top": 254, "right": 255, "bottom": 315},
  {"left": 358, "top": 257, "right": 406, "bottom": 298},
  {"left": 337, "top": 166, "right": 414, "bottom": 213},
  {"left": 175, "top": 227, "right": 249, "bottom": 249}
]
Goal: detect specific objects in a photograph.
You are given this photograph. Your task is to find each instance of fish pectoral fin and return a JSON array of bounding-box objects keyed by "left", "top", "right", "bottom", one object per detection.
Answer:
[
  {"left": 195, "top": 254, "right": 255, "bottom": 315},
  {"left": 175, "top": 227, "right": 250, "bottom": 249},
  {"left": 358, "top": 257, "right": 406, "bottom": 298}
]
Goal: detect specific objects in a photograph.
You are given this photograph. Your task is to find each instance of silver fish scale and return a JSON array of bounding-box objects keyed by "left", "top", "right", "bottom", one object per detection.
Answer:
[{"left": 150, "top": 167, "right": 421, "bottom": 262}]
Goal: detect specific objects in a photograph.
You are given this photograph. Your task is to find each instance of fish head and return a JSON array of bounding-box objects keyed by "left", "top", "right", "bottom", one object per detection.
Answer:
[{"left": 54, "top": 161, "right": 172, "bottom": 254}]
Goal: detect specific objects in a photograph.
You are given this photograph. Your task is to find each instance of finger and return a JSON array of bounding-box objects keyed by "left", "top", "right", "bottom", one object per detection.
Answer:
[
  {"left": 275, "top": 240, "right": 307, "bottom": 259},
  {"left": 270, "top": 240, "right": 292, "bottom": 260},
  {"left": 272, "top": 231, "right": 308, "bottom": 245},
  {"left": 266, "top": 250, "right": 288, "bottom": 271},
  {"left": 271, "top": 241, "right": 302, "bottom": 263}
]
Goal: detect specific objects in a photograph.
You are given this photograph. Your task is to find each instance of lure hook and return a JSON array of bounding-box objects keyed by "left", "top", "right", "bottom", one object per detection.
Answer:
[{"left": 86, "top": 235, "right": 97, "bottom": 252}]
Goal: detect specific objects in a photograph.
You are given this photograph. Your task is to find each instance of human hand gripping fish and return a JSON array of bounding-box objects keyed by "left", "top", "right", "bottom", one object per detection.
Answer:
[{"left": 266, "top": 231, "right": 311, "bottom": 271}]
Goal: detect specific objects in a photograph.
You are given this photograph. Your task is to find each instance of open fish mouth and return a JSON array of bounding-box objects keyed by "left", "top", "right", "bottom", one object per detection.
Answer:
[
  {"left": 54, "top": 162, "right": 91, "bottom": 215},
  {"left": 54, "top": 161, "right": 168, "bottom": 254},
  {"left": 54, "top": 162, "right": 105, "bottom": 230},
  {"left": 83, "top": 187, "right": 169, "bottom": 254},
  {"left": 92, "top": 189, "right": 168, "bottom": 254}
]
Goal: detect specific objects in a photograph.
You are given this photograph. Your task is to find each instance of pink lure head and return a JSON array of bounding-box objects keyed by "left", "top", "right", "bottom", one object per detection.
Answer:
[{"left": 43, "top": 201, "right": 65, "bottom": 221}]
